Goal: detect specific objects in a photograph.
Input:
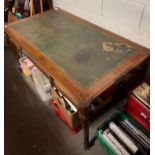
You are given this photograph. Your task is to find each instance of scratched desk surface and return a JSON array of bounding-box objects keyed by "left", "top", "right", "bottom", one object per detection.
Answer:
[{"left": 11, "top": 11, "right": 137, "bottom": 88}]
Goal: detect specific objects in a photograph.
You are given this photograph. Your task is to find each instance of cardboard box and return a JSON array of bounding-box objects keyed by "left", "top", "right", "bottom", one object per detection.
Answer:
[{"left": 51, "top": 88, "right": 80, "bottom": 129}]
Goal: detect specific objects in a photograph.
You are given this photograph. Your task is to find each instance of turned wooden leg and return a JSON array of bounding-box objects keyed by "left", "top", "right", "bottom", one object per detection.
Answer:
[{"left": 78, "top": 106, "right": 91, "bottom": 150}]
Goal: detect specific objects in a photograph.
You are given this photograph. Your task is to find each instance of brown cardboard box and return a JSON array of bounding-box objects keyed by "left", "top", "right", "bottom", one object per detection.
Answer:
[{"left": 51, "top": 88, "right": 80, "bottom": 129}]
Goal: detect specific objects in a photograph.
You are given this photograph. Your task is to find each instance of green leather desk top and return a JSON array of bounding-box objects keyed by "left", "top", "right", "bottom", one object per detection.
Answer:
[{"left": 11, "top": 10, "right": 137, "bottom": 88}]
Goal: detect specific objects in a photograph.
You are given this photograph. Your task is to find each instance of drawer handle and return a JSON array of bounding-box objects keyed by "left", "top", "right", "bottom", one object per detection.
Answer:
[{"left": 140, "top": 112, "right": 147, "bottom": 119}]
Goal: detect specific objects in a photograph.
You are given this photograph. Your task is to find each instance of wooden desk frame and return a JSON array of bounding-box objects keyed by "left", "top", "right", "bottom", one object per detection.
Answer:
[{"left": 5, "top": 8, "right": 149, "bottom": 149}]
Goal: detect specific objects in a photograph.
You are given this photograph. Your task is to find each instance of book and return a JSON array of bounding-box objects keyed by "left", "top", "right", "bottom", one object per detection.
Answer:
[
  {"left": 102, "top": 131, "right": 124, "bottom": 155},
  {"left": 105, "top": 129, "right": 130, "bottom": 155},
  {"left": 118, "top": 120, "right": 150, "bottom": 151},
  {"left": 109, "top": 122, "right": 139, "bottom": 154},
  {"left": 123, "top": 119, "right": 149, "bottom": 145},
  {"left": 132, "top": 82, "right": 150, "bottom": 109}
]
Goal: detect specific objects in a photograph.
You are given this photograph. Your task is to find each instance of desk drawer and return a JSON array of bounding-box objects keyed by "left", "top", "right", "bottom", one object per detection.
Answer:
[
  {"left": 7, "top": 39, "right": 20, "bottom": 59},
  {"left": 91, "top": 85, "right": 116, "bottom": 113}
]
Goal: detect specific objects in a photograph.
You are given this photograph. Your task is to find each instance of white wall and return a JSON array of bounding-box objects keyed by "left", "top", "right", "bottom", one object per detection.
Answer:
[{"left": 52, "top": 0, "right": 150, "bottom": 48}]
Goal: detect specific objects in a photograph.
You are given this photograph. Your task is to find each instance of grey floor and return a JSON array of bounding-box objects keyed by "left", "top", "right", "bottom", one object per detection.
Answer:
[{"left": 4, "top": 46, "right": 126, "bottom": 155}]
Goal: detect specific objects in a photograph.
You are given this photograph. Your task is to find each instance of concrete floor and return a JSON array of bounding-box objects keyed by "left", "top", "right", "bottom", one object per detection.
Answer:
[{"left": 4, "top": 46, "right": 126, "bottom": 155}]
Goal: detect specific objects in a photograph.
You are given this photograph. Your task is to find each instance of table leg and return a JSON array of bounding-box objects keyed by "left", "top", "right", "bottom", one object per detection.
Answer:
[
  {"left": 78, "top": 106, "right": 91, "bottom": 150},
  {"left": 4, "top": 1, "right": 9, "bottom": 23}
]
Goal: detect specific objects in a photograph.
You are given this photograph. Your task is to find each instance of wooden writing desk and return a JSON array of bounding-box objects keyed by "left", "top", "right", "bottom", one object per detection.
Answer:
[{"left": 5, "top": 8, "right": 149, "bottom": 149}]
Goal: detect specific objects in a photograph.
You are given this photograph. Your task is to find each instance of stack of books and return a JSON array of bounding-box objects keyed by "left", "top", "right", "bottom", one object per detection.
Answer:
[
  {"left": 99, "top": 119, "right": 150, "bottom": 155},
  {"left": 132, "top": 82, "right": 150, "bottom": 109}
]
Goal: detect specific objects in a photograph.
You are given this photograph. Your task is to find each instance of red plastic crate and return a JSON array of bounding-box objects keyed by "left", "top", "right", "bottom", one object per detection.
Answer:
[
  {"left": 50, "top": 99, "right": 81, "bottom": 134},
  {"left": 125, "top": 94, "right": 150, "bottom": 132}
]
